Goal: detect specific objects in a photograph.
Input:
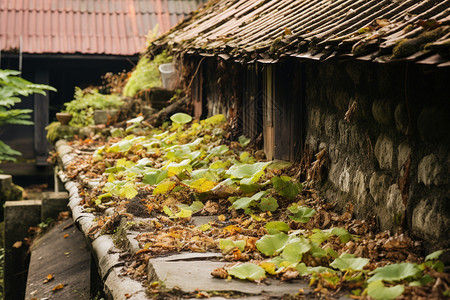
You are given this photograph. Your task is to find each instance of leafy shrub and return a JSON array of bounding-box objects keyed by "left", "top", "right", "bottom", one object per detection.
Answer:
[
  {"left": 63, "top": 87, "right": 123, "bottom": 127},
  {"left": 0, "top": 69, "right": 56, "bottom": 162},
  {"left": 122, "top": 51, "right": 172, "bottom": 97}
]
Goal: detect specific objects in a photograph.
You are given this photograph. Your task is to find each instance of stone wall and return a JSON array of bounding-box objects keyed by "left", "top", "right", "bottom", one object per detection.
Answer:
[{"left": 303, "top": 59, "right": 449, "bottom": 250}]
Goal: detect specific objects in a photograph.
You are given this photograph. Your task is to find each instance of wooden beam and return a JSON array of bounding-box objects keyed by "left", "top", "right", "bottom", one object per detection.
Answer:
[{"left": 34, "top": 68, "right": 50, "bottom": 165}]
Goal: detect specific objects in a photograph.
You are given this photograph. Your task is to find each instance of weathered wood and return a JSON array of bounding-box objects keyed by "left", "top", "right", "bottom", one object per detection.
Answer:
[
  {"left": 147, "top": 95, "right": 191, "bottom": 127},
  {"left": 34, "top": 68, "right": 50, "bottom": 165}
]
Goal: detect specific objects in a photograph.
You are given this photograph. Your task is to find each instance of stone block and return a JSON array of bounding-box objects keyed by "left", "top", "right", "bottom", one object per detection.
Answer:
[
  {"left": 353, "top": 170, "right": 368, "bottom": 204},
  {"left": 372, "top": 99, "right": 393, "bottom": 125},
  {"left": 397, "top": 142, "right": 411, "bottom": 170},
  {"left": 41, "top": 192, "right": 69, "bottom": 220},
  {"left": 0, "top": 174, "right": 23, "bottom": 202},
  {"left": 148, "top": 252, "right": 310, "bottom": 297},
  {"left": 338, "top": 119, "right": 350, "bottom": 145},
  {"left": 394, "top": 103, "right": 408, "bottom": 134},
  {"left": 0, "top": 174, "right": 13, "bottom": 193},
  {"left": 417, "top": 154, "right": 443, "bottom": 186},
  {"left": 324, "top": 114, "right": 337, "bottom": 138},
  {"left": 386, "top": 184, "right": 405, "bottom": 214},
  {"left": 374, "top": 134, "right": 394, "bottom": 170},
  {"left": 4, "top": 200, "right": 42, "bottom": 299},
  {"left": 369, "top": 172, "right": 391, "bottom": 204},
  {"left": 412, "top": 199, "right": 450, "bottom": 243}
]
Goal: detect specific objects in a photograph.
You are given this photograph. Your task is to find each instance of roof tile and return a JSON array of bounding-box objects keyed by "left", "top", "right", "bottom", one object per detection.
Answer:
[
  {"left": 152, "top": 0, "right": 450, "bottom": 64},
  {"left": 0, "top": 0, "right": 205, "bottom": 55}
]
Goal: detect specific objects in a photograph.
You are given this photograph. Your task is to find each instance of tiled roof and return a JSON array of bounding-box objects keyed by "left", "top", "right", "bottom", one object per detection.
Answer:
[
  {"left": 152, "top": 0, "right": 450, "bottom": 65},
  {"left": 0, "top": 0, "right": 205, "bottom": 56}
]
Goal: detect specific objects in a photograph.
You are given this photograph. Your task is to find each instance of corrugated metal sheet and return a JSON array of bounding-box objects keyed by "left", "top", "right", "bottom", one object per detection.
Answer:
[
  {"left": 152, "top": 0, "right": 450, "bottom": 64},
  {"left": 0, "top": 0, "right": 206, "bottom": 56}
]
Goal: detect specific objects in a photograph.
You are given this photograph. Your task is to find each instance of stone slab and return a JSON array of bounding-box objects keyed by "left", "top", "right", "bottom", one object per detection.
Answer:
[
  {"left": 148, "top": 253, "right": 309, "bottom": 297},
  {"left": 25, "top": 218, "right": 90, "bottom": 300},
  {"left": 41, "top": 191, "right": 69, "bottom": 220}
]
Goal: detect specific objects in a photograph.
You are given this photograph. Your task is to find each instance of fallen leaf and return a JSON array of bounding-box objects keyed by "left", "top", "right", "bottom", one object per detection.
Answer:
[
  {"left": 63, "top": 234, "right": 69, "bottom": 238},
  {"left": 12, "top": 241, "right": 23, "bottom": 248},
  {"left": 44, "top": 274, "right": 54, "bottom": 283},
  {"left": 211, "top": 267, "right": 228, "bottom": 279},
  {"left": 52, "top": 284, "right": 64, "bottom": 291}
]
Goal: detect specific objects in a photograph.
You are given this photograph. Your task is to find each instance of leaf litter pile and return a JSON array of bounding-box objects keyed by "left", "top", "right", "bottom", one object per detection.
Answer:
[{"left": 62, "top": 113, "right": 448, "bottom": 299}]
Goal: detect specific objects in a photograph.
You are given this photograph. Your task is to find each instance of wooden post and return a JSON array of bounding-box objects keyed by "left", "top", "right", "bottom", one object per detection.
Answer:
[{"left": 34, "top": 68, "right": 50, "bottom": 165}]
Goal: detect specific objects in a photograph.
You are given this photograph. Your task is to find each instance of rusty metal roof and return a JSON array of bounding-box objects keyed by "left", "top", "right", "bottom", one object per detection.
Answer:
[
  {"left": 0, "top": 0, "right": 205, "bottom": 56},
  {"left": 152, "top": 0, "right": 450, "bottom": 65}
]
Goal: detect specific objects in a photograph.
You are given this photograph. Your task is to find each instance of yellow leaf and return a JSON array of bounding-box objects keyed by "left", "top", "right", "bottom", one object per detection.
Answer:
[
  {"left": 190, "top": 178, "right": 216, "bottom": 193},
  {"left": 52, "top": 284, "right": 64, "bottom": 291},
  {"left": 260, "top": 262, "right": 277, "bottom": 275},
  {"left": 153, "top": 181, "right": 176, "bottom": 195},
  {"left": 120, "top": 182, "right": 138, "bottom": 199},
  {"left": 197, "top": 223, "right": 211, "bottom": 231},
  {"left": 107, "top": 173, "right": 115, "bottom": 182},
  {"left": 116, "top": 158, "right": 127, "bottom": 167}
]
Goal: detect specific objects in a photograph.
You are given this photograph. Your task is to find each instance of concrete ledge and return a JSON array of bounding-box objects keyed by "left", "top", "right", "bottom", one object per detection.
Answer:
[
  {"left": 25, "top": 218, "right": 90, "bottom": 299},
  {"left": 41, "top": 191, "right": 69, "bottom": 220},
  {"left": 4, "top": 200, "right": 42, "bottom": 299}
]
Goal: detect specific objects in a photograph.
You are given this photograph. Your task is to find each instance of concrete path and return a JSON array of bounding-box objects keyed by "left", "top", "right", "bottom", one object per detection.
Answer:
[{"left": 25, "top": 218, "right": 90, "bottom": 299}]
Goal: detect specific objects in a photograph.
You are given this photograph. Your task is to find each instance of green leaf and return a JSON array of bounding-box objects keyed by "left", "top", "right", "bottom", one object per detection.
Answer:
[
  {"left": 265, "top": 221, "right": 290, "bottom": 234},
  {"left": 368, "top": 263, "right": 421, "bottom": 283},
  {"left": 310, "top": 244, "right": 327, "bottom": 258},
  {"left": 175, "top": 208, "right": 192, "bottom": 218},
  {"left": 207, "top": 145, "right": 229, "bottom": 158},
  {"left": 367, "top": 281, "right": 404, "bottom": 300},
  {"left": 219, "top": 239, "right": 246, "bottom": 254},
  {"left": 239, "top": 183, "right": 260, "bottom": 193},
  {"left": 226, "top": 162, "right": 271, "bottom": 179},
  {"left": 256, "top": 233, "right": 290, "bottom": 256},
  {"left": 143, "top": 169, "right": 168, "bottom": 185},
  {"left": 330, "top": 253, "right": 369, "bottom": 272},
  {"left": 178, "top": 201, "right": 204, "bottom": 213},
  {"left": 288, "top": 205, "right": 316, "bottom": 223},
  {"left": 281, "top": 239, "right": 311, "bottom": 262},
  {"left": 238, "top": 135, "right": 251, "bottom": 147},
  {"left": 409, "top": 274, "right": 434, "bottom": 287},
  {"left": 227, "top": 263, "right": 266, "bottom": 281},
  {"left": 425, "top": 249, "right": 445, "bottom": 261},
  {"left": 170, "top": 112, "right": 192, "bottom": 124},
  {"left": 327, "top": 227, "right": 352, "bottom": 243},
  {"left": 163, "top": 205, "right": 174, "bottom": 217},
  {"left": 272, "top": 176, "right": 302, "bottom": 200},
  {"left": 231, "top": 191, "right": 268, "bottom": 210},
  {"left": 258, "top": 197, "right": 279, "bottom": 212}
]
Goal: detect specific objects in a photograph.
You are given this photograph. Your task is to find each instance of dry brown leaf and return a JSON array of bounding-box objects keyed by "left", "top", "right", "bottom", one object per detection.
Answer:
[
  {"left": 52, "top": 284, "right": 64, "bottom": 292},
  {"left": 44, "top": 274, "right": 54, "bottom": 283},
  {"left": 211, "top": 268, "right": 228, "bottom": 279},
  {"left": 12, "top": 241, "right": 22, "bottom": 248}
]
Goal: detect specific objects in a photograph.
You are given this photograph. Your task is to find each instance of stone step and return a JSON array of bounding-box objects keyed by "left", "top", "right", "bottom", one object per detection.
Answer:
[{"left": 25, "top": 218, "right": 91, "bottom": 300}]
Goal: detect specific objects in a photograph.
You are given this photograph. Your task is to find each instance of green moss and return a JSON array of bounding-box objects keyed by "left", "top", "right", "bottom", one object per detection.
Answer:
[
  {"left": 46, "top": 122, "right": 79, "bottom": 144},
  {"left": 123, "top": 51, "right": 172, "bottom": 97},
  {"left": 63, "top": 88, "right": 123, "bottom": 127},
  {"left": 393, "top": 27, "right": 449, "bottom": 58}
]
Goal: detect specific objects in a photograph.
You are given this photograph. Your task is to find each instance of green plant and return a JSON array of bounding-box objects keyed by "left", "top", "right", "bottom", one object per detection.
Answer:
[
  {"left": 122, "top": 51, "right": 172, "bottom": 97},
  {"left": 63, "top": 87, "right": 123, "bottom": 127},
  {"left": 0, "top": 69, "right": 56, "bottom": 162}
]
